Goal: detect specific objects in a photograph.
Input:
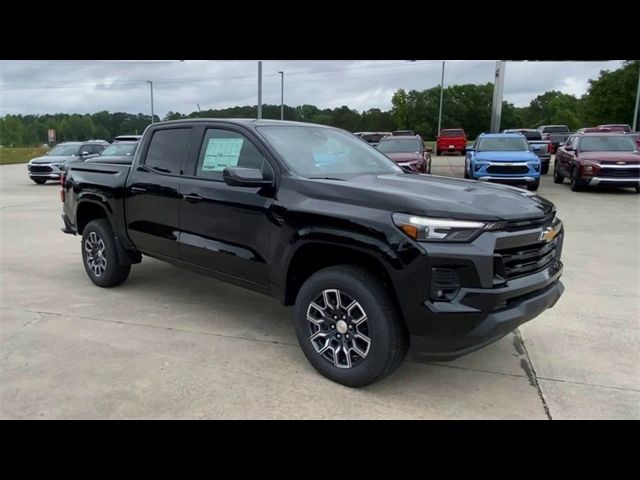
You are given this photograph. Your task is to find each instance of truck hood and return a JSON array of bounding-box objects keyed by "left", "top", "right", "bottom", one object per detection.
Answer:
[
  {"left": 475, "top": 151, "right": 539, "bottom": 162},
  {"left": 293, "top": 173, "right": 554, "bottom": 222},
  {"left": 578, "top": 151, "right": 640, "bottom": 163},
  {"left": 30, "top": 155, "right": 76, "bottom": 164}
]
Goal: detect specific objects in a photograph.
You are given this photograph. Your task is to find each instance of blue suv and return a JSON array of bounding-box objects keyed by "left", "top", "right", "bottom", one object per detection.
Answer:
[{"left": 465, "top": 133, "right": 541, "bottom": 191}]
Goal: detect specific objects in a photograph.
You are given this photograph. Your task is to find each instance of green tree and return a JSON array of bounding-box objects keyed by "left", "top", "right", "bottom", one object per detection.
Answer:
[{"left": 581, "top": 60, "right": 639, "bottom": 127}]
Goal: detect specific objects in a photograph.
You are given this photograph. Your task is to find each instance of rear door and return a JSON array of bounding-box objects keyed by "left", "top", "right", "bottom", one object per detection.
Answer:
[
  {"left": 178, "top": 124, "right": 278, "bottom": 291},
  {"left": 125, "top": 126, "right": 194, "bottom": 258}
]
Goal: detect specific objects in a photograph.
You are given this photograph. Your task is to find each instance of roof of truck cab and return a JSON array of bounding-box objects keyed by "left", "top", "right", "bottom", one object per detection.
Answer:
[
  {"left": 478, "top": 133, "right": 524, "bottom": 138},
  {"left": 151, "top": 118, "right": 333, "bottom": 129}
]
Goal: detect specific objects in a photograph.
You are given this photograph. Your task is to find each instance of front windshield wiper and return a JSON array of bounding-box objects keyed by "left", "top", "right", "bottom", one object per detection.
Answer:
[{"left": 307, "top": 176, "right": 347, "bottom": 181}]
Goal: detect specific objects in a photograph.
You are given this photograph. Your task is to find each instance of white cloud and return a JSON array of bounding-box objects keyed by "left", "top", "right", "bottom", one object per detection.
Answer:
[{"left": 0, "top": 60, "right": 624, "bottom": 116}]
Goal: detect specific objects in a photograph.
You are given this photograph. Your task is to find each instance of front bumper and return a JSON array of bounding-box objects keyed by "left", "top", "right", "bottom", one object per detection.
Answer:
[
  {"left": 403, "top": 220, "right": 564, "bottom": 361},
  {"left": 27, "top": 163, "right": 63, "bottom": 180},
  {"left": 409, "top": 265, "right": 564, "bottom": 361},
  {"left": 587, "top": 177, "right": 640, "bottom": 187},
  {"left": 472, "top": 162, "right": 540, "bottom": 185}
]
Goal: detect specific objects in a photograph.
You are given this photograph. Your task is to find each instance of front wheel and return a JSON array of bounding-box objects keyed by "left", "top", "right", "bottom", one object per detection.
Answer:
[
  {"left": 570, "top": 168, "right": 584, "bottom": 192},
  {"left": 553, "top": 164, "right": 564, "bottom": 184},
  {"left": 81, "top": 219, "right": 131, "bottom": 287},
  {"left": 293, "top": 265, "right": 408, "bottom": 387},
  {"left": 527, "top": 179, "right": 540, "bottom": 191}
]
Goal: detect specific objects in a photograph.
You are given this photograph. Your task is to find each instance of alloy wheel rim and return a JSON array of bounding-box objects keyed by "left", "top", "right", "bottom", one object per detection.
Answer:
[
  {"left": 84, "top": 231, "right": 107, "bottom": 277},
  {"left": 306, "top": 289, "right": 371, "bottom": 369}
]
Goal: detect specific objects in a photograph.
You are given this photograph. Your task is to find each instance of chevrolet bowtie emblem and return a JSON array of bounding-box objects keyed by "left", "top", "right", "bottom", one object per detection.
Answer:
[{"left": 539, "top": 226, "right": 558, "bottom": 243}]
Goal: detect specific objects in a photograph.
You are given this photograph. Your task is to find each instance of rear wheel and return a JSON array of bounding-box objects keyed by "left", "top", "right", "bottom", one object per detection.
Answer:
[
  {"left": 635, "top": 184, "right": 640, "bottom": 194},
  {"left": 31, "top": 178, "right": 47, "bottom": 184},
  {"left": 293, "top": 265, "right": 408, "bottom": 387},
  {"left": 81, "top": 219, "right": 131, "bottom": 287},
  {"left": 541, "top": 162, "right": 549, "bottom": 174},
  {"left": 436, "top": 149, "right": 442, "bottom": 156}
]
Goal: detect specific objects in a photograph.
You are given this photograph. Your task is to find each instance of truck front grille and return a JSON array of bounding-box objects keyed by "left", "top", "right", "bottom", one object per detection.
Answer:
[
  {"left": 598, "top": 167, "right": 640, "bottom": 179},
  {"left": 486, "top": 165, "right": 529, "bottom": 175},
  {"left": 495, "top": 235, "right": 561, "bottom": 279},
  {"left": 30, "top": 165, "right": 53, "bottom": 173}
]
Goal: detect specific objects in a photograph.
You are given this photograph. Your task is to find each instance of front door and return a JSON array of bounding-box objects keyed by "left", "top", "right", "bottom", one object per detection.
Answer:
[{"left": 178, "top": 126, "right": 278, "bottom": 290}]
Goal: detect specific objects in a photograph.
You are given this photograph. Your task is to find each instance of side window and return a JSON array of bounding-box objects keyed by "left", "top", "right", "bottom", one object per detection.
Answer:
[
  {"left": 196, "top": 128, "right": 270, "bottom": 180},
  {"left": 82, "top": 145, "right": 99, "bottom": 154},
  {"left": 145, "top": 128, "right": 192, "bottom": 175},
  {"left": 571, "top": 137, "right": 580, "bottom": 150}
]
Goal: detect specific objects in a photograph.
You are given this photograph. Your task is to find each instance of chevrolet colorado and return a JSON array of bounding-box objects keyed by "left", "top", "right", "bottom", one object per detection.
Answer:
[{"left": 61, "top": 119, "right": 565, "bottom": 387}]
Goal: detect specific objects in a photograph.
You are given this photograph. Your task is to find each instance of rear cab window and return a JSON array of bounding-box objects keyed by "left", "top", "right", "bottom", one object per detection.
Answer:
[
  {"left": 144, "top": 128, "right": 192, "bottom": 175},
  {"left": 440, "top": 129, "right": 465, "bottom": 137}
]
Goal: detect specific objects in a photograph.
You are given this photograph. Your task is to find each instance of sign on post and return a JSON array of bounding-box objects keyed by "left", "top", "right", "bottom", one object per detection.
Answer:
[{"left": 47, "top": 129, "right": 56, "bottom": 144}]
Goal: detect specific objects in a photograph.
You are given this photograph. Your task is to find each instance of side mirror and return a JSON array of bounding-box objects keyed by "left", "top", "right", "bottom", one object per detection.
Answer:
[
  {"left": 223, "top": 167, "right": 273, "bottom": 188},
  {"left": 81, "top": 151, "right": 90, "bottom": 156},
  {"left": 564, "top": 146, "right": 574, "bottom": 151},
  {"left": 466, "top": 147, "right": 475, "bottom": 152}
]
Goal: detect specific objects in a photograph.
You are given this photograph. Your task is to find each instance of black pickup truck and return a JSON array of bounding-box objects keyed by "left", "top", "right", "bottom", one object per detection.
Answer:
[{"left": 61, "top": 119, "right": 565, "bottom": 387}]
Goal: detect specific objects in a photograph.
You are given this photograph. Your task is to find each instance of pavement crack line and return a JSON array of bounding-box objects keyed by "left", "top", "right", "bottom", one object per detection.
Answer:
[{"left": 514, "top": 329, "right": 553, "bottom": 420}]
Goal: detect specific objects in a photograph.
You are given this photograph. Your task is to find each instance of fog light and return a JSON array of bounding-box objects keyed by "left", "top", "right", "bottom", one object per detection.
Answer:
[{"left": 430, "top": 268, "right": 461, "bottom": 301}]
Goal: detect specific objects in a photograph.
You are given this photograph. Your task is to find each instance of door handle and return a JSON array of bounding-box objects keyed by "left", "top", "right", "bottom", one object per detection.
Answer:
[
  {"left": 131, "top": 186, "right": 147, "bottom": 193},
  {"left": 183, "top": 193, "right": 202, "bottom": 203}
]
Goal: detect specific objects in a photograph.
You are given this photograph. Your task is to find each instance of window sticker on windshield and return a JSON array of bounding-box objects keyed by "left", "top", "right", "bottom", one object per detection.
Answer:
[{"left": 202, "top": 137, "right": 244, "bottom": 171}]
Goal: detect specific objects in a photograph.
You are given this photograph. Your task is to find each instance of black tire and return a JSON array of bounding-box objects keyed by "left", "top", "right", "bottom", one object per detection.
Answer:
[
  {"left": 570, "top": 168, "right": 584, "bottom": 192},
  {"left": 31, "top": 178, "right": 47, "bottom": 184},
  {"left": 460, "top": 149, "right": 466, "bottom": 156},
  {"left": 81, "top": 219, "right": 131, "bottom": 287},
  {"left": 464, "top": 163, "right": 470, "bottom": 179},
  {"left": 541, "top": 162, "right": 549, "bottom": 175},
  {"left": 293, "top": 265, "right": 408, "bottom": 387},
  {"left": 635, "top": 184, "right": 640, "bottom": 194},
  {"left": 436, "top": 149, "right": 442, "bottom": 156},
  {"left": 553, "top": 164, "right": 564, "bottom": 184},
  {"left": 527, "top": 179, "right": 540, "bottom": 191}
]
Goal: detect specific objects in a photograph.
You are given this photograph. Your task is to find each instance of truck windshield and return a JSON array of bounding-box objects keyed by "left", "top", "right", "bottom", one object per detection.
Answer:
[
  {"left": 477, "top": 137, "right": 529, "bottom": 151},
  {"left": 579, "top": 136, "right": 637, "bottom": 152},
  {"left": 258, "top": 126, "right": 403, "bottom": 177},
  {"left": 101, "top": 143, "right": 138, "bottom": 156},
  {"left": 49, "top": 144, "right": 80, "bottom": 156},
  {"left": 377, "top": 138, "right": 422, "bottom": 153}
]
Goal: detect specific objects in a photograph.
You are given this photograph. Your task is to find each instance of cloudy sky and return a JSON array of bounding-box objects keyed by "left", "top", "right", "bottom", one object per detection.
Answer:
[{"left": 0, "top": 60, "right": 624, "bottom": 117}]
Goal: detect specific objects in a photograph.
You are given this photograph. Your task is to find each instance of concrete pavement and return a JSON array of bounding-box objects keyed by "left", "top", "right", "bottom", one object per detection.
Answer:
[{"left": 1, "top": 158, "right": 638, "bottom": 419}]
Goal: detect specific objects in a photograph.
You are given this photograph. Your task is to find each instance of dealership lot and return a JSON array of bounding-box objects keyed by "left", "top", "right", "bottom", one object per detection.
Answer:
[{"left": 1, "top": 158, "right": 638, "bottom": 419}]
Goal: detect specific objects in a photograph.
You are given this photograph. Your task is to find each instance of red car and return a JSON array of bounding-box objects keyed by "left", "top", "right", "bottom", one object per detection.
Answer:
[
  {"left": 554, "top": 132, "right": 640, "bottom": 193},
  {"left": 376, "top": 135, "right": 432, "bottom": 173},
  {"left": 436, "top": 128, "right": 467, "bottom": 155}
]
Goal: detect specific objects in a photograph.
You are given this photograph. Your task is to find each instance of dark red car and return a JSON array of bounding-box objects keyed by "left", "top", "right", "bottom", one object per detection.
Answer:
[
  {"left": 376, "top": 135, "right": 432, "bottom": 173},
  {"left": 554, "top": 132, "right": 640, "bottom": 193},
  {"left": 436, "top": 128, "right": 467, "bottom": 155}
]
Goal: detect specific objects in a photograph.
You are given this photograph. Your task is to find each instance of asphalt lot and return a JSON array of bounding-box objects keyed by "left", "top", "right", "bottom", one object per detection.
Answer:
[{"left": 1, "top": 157, "right": 638, "bottom": 419}]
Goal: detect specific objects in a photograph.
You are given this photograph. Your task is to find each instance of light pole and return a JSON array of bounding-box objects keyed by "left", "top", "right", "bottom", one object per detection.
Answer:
[
  {"left": 257, "top": 61, "right": 263, "bottom": 119},
  {"left": 278, "top": 71, "right": 284, "bottom": 120},
  {"left": 490, "top": 61, "right": 506, "bottom": 133},
  {"left": 437, "top": 61, "right": 445, "bottom": 136},
  {"left": 146, "top": 80, "right": 154, "bottom": 124},
  {"left": 633, "top": 62, "right": 640, "bottom": 132}
]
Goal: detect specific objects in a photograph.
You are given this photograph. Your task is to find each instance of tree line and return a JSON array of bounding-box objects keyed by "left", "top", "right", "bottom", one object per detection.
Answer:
[{"left": 1, "top": 61, "right": 637, "bottom": 147}]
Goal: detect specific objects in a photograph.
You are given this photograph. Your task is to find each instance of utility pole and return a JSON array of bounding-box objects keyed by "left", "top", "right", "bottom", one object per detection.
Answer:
[
  {"left": 490, "top": 61, "right": 506, "bottom": 133},
  {"left": 147, "top": 80, "right": 154, "bottom": 124},
  {"left": 257, "top": 61, "right": 263, "bottom": 119},
  {"left": 437, "top": 61, "right": 445, "bottom": 136},
  {"left": 278, "top": 71, "right": 284, "bottom": 120},
  {"left": 633, "top": 62, "right": 640, "bottom": 132}
]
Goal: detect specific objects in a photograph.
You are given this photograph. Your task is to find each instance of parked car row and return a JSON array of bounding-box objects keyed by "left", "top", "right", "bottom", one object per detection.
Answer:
[{"left": 26, "top": 135, "right": 141, "bottom": 184}]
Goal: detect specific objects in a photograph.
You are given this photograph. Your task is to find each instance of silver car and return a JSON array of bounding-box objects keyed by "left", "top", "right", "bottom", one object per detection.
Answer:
[{"left": 27, "top": 141, "right": 108, "bottom": 184}]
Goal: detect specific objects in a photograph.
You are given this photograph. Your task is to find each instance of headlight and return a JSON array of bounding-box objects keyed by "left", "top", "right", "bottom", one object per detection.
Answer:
[{"left": 392, "top": 213, "right": 503, "bottom": 242}]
